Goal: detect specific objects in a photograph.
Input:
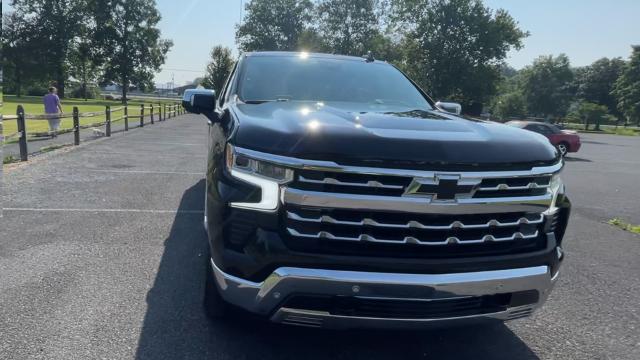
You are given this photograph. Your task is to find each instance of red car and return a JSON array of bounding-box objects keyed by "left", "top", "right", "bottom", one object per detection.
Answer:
[{"left": 507, "top": 121, "right": 581, "bottom": 156}]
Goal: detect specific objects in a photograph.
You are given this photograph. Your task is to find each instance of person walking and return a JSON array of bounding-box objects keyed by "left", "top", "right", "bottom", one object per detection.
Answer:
[{"left": 43, "top": 87, "right": 64, "bottom": 138}]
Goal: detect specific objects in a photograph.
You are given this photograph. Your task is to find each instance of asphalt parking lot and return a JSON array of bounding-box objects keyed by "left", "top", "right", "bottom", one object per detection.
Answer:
[{"left": 1, "top": 115, "right": 639, "bottom": 360}]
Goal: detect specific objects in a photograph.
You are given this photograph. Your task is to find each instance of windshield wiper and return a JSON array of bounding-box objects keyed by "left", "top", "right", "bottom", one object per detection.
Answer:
[
  {"left": 385, "top": 109, "right": 432, "bottom": 115},
  {"left": 242, "top": 98, "right": 290, "bottom": 104},
  {"left": 383, "top": 108, "right": 446, "bottom": 118}
]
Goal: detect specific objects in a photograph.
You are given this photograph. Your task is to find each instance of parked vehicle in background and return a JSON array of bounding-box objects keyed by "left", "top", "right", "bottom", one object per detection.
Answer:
[
  {"left": 103, "top": 93, "right": 122, "bottom": 101},
  {"left": 183, "top": 52, "right": 570, "bottom": 329},
  {"left": 507, "top": 121, "right": 581, "bottom": 156}
]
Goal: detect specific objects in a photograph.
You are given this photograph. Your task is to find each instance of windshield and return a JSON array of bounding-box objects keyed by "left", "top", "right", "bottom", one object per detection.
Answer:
[{"left": 238, "top": 55, "right": 433, "bottom": 111}]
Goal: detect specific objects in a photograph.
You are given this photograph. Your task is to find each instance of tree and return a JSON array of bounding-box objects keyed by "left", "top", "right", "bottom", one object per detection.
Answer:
[
  {"left": 492, "top": 92, "right": 527, "bottom": 120},
  {"left": 92, "top": 0, "right": 173, "bottom": 103},
  {"left": 576, "top": 57, "right": 625, "bottom": 119},
  {"left": 236, "top": 0, "right": 313, "bottom": 52},
  {"left": 68, "top": 36, "right": 102, "bottom": 100},
  {"left": 569, "top": 101, "right": 609, "bottom": 131},
  {"left": 67, "top": 7, "right": 108, "bottom": 101},
  {"left": 9, "top": 0, "right": 89, "bottom": 98},
  {"left": 499, "top": 64, "right": 518, "bottom": 78},
  {"left": 296, "top": 29, "right": 329, "bottom": 52},
  {"left": 316, "top": 0, "right": 381, "bottom": 56},
  {"left": 367, "top": 33, "right": 404, "bottom": 64},
  {"left": 2, "top": 11, "right": 47, "bottom": 96},
  {"left": 191, "top": 77, "right": 204, "bottom": 86},
  {"left": 201, "top": 46, "right": 234, "bottom": 94},
  {"left": 521, "top": 54, "right": 574, "bottom": 119},
  {"left": 488, "top": 64, "right": 525, "bottom": 119},
  {"left": 390, "top": 0, "right": 528, "bottom": 111},
  {"left": 612, "top": 45, "right": 640, "bottom": 126}
]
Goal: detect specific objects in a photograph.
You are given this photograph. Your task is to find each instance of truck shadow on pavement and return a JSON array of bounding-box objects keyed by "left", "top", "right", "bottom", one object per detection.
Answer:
[
  {"left": 135, "top": 180, "right": 540, "bottom": 360},
  {"left": 564, "top": 156, "right": 592, "bottom": 162}
]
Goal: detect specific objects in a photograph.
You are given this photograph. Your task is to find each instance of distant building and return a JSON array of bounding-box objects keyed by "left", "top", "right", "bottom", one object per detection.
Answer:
[{"left": 174, "top": 84, "right": 197, "bottom": 95}]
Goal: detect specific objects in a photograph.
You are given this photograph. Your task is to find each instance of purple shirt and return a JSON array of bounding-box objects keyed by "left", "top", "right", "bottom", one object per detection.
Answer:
[{"left": 43, "top": 93, "right": 61, "bottom": 114}]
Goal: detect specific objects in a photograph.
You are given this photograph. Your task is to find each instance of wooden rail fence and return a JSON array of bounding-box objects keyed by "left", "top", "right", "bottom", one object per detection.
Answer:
[{"left": 2, "top": 103, "right": 184, "bottom": 162}]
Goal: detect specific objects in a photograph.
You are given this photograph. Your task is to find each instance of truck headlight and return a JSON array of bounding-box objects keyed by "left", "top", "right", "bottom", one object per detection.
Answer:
[
  {"left": 226, "top": 144, "right": 293, "bottom": 211},
  {"left": 546, "top": 172, "right": 565, "bottom": 212}
]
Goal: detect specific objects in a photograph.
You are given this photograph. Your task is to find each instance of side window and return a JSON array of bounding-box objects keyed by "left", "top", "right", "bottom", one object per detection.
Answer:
[
  {"left": 525, "top": 124, "right": 543, "bottom": 134},
  {"left": 527, "top": 124, "right": 551, "bottom": 135},
  {"left": 538, "top": 125, "right": 553, "bottom": 135},
  {"left": 548, "top": 124, "right": 562, "bottom": 134},
  {"left": 217, "top": 62, "right": 237, "bottom": 107}
]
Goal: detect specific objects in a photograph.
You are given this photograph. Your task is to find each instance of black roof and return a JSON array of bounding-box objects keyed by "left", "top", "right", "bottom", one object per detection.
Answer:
[{"left": 243, "top": 51, "right": 385, "bottom": 64}]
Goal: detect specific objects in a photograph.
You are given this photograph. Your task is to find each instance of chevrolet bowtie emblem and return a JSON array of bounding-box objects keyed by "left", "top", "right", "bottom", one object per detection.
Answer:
[{"left": 404, "top": 175, "right": 480, "bottom": 202}]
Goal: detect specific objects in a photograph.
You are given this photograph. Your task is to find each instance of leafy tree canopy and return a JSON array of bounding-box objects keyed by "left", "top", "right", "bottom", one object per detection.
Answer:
[
  {"left": 92, "top": 0, "right": 173, "bottom": 103},
  {"left": 491, "top": 91, "right": 527, "bottom": 120},
  {"left": 612, "top": 45, "right": 640, "bottom": 125},
  {"left": 316, "top": 0, "right": 381, "bottom": 57},
  {"left": 520, "top": 54, "right": 574, "bottom": 118},
  {"left": 2, "top": 10, "right": 48, "bottom": 96},
  {"left": 575, "top": 57, "right": 625, "bottom": 118},
  {"left": 201, "top": 46, "right": 235, "bottom": 94},
  {"left": 390, "top": 0, "right": 528, "bottom": 109},
  {"left": 68, "top": 34, "right": 103, "bottom": 100},
  {"left": 236, "top": 0, "right": 313, "bottom": 52},
  {"left": 8, "top": 0, "right": 90, "bottom": 97},
  {"left": 568, "top": 101, "right": 610, "bottom": 131}
]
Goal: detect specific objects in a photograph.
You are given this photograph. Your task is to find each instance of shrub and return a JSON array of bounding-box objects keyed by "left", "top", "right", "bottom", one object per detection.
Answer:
[
  {"left": 26, "top": 86, "right": 49, "bottom": 97},
  {"left": 568, "top": 101, "right": 609, "bottom": 130},
  {"left": 3, "top": 155, "right": 18, "bottom": 164},
  {"left": 70, "top": 84, "right": 101, "bottom": 99}
]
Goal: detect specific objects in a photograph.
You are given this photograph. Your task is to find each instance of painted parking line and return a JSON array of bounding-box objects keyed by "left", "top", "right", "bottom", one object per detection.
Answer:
[
  {"left": 85, "top": 169, "right": 203, "bottom": 175},
  {"left": 82, "top": 150, "right": 207, "bottom": 158},
  {"left": 108, "top": 140, "right": 203, "bottom": 146},
  {"left": 3, "top": 207, "right": 203, "bottom": 214}
]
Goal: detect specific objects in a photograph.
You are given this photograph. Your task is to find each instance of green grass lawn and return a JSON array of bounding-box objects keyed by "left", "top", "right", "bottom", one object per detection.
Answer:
[
  {"left": 608, "top": 218, "right": 640, "bottom": 235},
  {"left": 2, "top": 95, "right": 179, "bottom": 137},
  {"left": 562, "top": 122, "right": 640, "bottom": 135},
  {"left": 603, "top": 127, "right": 639, "bottom": 136}
]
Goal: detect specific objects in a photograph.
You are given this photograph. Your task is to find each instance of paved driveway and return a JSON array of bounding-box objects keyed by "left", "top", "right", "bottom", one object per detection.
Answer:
[{"left": 1, "top": 117, "right": 638, "bottom": 359}]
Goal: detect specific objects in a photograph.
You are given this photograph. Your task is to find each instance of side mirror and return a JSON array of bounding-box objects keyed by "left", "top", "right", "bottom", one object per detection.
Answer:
[
  {"left": 182, "top": 89, "right": 216, "bottom": 114},
  {"left": 435, "top": 101, "right": 462, "bottom": 115}
]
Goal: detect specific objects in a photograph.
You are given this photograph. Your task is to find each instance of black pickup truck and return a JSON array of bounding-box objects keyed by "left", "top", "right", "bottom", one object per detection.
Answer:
[{"left": 182, "top": 51, "right": 570, "bottom": 329}]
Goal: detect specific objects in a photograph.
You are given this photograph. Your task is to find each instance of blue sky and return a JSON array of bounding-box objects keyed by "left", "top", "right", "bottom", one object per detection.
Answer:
[
  {"left": 155, "top": 0, "right": 240, "bottom": 87},
  {"left": 484, "top": 0, "right": 639, "bottom": 69},
  {"left": 156, "top": 0, "right": 640, "bottom": 85}
]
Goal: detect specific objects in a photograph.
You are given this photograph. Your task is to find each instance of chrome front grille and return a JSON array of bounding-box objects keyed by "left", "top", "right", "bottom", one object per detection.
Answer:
[
  {"left": 293, "top": 169, "right": 551, "bottom": 199},
  {"left": 287, "top": 211, "right": 544, "bottom": 230},
  {"left": 288, "top": 227, "right": 539, "bottom": 246},
  {"left": 231, "top": 145, "right": 561, "bottom": 258},
  {"left": 296, "top": 171, "right": 410, "bottom": 196},
  {"left": 298, "top": 175, "right": 405, "bottom": 190},
  {"left": 281, "top": 163, "right": 560, "bottom": 257},
  {"left": 285, "top": 208, "right": 543, "bottom": 247},
  {"left": 474, "top": 176, "right": 551, "bottom": 198}
]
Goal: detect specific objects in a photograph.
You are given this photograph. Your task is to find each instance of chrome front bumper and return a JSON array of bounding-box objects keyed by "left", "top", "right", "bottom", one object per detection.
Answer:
[{"left": 211, "top": 260, "right": 560, "bottom": 329}]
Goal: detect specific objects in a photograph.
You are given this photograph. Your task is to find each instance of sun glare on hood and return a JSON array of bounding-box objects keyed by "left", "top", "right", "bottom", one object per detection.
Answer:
[{"left": 307, "top": 120, "right": 321, "bottom": 131}]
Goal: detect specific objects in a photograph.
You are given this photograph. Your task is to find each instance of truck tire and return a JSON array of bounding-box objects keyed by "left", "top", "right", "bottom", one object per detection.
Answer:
[{"left": 203, "top": 255, "right": 228, "bottom": 319}]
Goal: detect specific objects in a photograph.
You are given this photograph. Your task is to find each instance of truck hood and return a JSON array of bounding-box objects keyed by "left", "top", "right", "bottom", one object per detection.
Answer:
[{"left": 230, "top": 101, "right": 558, "bottom": 170}]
